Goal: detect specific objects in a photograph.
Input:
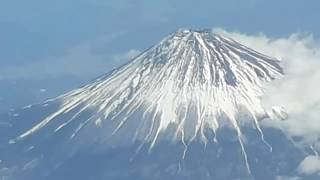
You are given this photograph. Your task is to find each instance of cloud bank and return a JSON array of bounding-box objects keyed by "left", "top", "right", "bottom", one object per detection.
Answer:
[
  {"left": 215, "top": 28, "right": 320, "bottom": 137},
  {"left": 214, "top": 29, "right": 320, "bottom": 174}
]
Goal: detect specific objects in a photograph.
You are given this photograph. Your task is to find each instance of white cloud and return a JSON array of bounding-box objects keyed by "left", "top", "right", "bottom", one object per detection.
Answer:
[
  {"left": 298, "top": 156, "right": 320, "bottom": 175},
  {"left": 39, "top": 89, "right": 47, "bottom": 93},
  {"left": 112, "top": 49, "right": 141, "bottom": 62},
  {"left": 276, "top": 176, "right": 302, "bottom": 180},
  {"left": 213, "top": 28, "right": 320, "bottom": 145},
  {"left": 0, "top": 45, "right": 140, "bottom": 80}
]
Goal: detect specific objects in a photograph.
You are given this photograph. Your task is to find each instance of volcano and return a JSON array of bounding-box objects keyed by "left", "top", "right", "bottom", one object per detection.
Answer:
[{"left": 0, "top": 29, "right": 314, "bottom": 180}]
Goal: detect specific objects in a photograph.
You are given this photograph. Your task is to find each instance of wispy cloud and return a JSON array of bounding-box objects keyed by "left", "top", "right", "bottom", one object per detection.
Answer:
[{"left": 111, "top": 49, "right": 141, "bottom": 62}]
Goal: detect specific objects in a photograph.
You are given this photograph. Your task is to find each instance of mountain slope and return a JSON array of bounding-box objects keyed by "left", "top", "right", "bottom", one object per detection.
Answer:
[{"left": 0, "top": 29, "right": 313, "bottom": 180}]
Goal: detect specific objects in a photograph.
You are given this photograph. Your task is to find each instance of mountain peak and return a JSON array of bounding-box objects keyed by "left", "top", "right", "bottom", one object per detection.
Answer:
[
  {"left": 167, "top": 28, "right": 225, "bottom": 44},
  {"left": 143, "top": 28, "right": 282, "bottom": 87},
  {"left": 171, "top": 28, "right": 230, "bottom": 41},
  {"left": 174, "top": 28, "right": 212, "bottom": 34}
]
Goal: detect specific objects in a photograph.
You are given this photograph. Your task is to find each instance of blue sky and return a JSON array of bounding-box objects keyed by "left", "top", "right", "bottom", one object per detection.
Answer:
[{"left": 0, "top": 0, "right": 320, "bottom": 112}]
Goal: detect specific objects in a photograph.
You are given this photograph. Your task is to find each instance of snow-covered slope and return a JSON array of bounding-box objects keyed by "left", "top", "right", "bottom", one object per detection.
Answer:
[
  {"left": 13, "top": 29, "right": 282, "bottom": 145},
  {"left": 2, "top": 29, "right": 312, "bottom": 180}
]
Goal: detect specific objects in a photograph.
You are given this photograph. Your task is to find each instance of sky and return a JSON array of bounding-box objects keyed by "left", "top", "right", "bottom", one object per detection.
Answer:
[
  {"left": 1, "top": 0, "right": 320, "bottom": 176},
  {"left": 0, "top": 0, "right": 320, "bottom": 112}
]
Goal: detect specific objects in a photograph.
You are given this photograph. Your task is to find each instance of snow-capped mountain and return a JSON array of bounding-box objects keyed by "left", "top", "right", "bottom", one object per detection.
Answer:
[{"left": 0, "top": 29, "right": 314, "bottom": 180}]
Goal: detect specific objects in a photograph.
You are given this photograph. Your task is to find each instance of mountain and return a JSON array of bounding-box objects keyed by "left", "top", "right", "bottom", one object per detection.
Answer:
[{"left": 0, "top": 29, "right": 315, "bottom": 180}]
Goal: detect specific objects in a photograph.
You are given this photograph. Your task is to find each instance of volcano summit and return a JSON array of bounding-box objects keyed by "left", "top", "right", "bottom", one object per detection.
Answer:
[{"left": 0, "top": 30, "right": 312, "bottom": 180}]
